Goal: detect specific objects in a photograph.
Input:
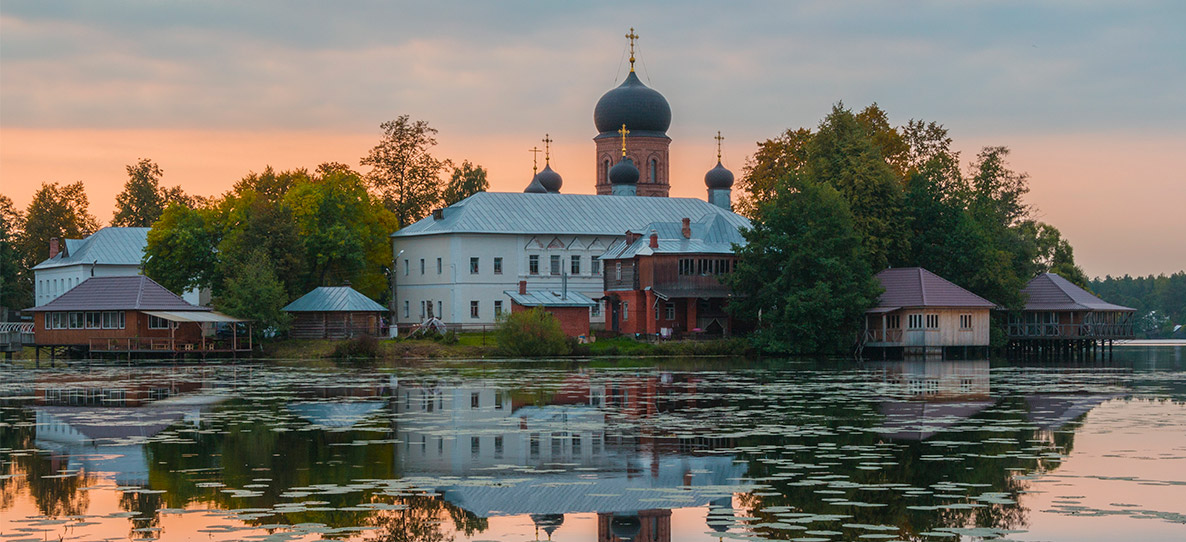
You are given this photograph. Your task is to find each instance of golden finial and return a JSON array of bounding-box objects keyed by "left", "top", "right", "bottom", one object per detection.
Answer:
[
  {"left": 618, "top": 124, "right": 630, "bottom": 157},
  {"left": 625, "top": 28, "right": 639, "bottom": 72},
  {"left": 542, "top": 134, "right": 553, "bottom": 164},
  {"left": 714, "top": 131, "right": 725, "bottom": 162},
  {"left": 529, "top": 146, "right": 542, "bottom": 174}
]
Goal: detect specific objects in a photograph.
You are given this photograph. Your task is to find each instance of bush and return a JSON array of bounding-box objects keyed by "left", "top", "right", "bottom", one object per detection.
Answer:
[
  {"left": 495, "top": 308, "right": 572, "bottom": 357},
  {"left": 332, "top": 335, "right": 379, "bottom": 360}
]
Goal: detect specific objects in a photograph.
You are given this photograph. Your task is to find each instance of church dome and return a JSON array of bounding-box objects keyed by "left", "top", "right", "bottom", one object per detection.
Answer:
[
  {"left": 609, "top": 157, "right": 639, "bottom": 185},
  {"left": 705, "top": 161, "right": 734, "bottom": 189},
  {"left": 594, "top": 71, "right": 671, "bottom": 135},
  {"left": 524, "top": 174, "right": 547, "bottom": 193},
  {"left": 537, "top": 164, "right": 563, "bottom": 193}
]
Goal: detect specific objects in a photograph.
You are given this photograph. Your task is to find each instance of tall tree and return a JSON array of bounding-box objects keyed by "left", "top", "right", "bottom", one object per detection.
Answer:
[
  {"left": 442, "top": 160, "right": 488, "bottom": 206},
  {"left": 0, "top": 195, "right": 29, "bottom": 310},
  {"left": 726, "top": 176, "right": 882, "bottom": 354},
  {"left": 360, "top": 115, "right": 450, "bottom": 227},
  {"left": 215, "top": 248, "right": 291, "bottom": 342},
  {"left": 112, "top": 159, "right": 168, "bottom": 227},
  {"left": 143, "top": 204, "right": 221, "bottom": 295},
  {"left": 20, "top": 182, "right": 100, "bottom": 268},
  {"left": 735, "top": 128, "right": 812, "bottom": 219}
]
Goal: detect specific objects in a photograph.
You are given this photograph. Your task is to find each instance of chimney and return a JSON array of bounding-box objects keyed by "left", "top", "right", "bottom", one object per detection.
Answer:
[
  {"left": 649, "top": 232, "right": 659, "bottom": 249},
  {"left": 518, "top": 280, "right": 527, "bottom": 295},
  {"left": 49, "top": 237, "right": 60, "bottom": 259},
  {"left": 681, "top": 218, "right": 691, "bottom": 239}
]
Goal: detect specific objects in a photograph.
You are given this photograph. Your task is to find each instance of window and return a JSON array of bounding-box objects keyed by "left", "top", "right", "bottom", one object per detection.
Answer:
[
  {"left": 494, "top": 257, "right": 503, "bottom": 274},
  {"left": 550, "top": 255, "right": 561, "bottom": 275},
  {"left": 471, "top": 436, "right": 480, "bottom": 458},
  {"left": 960, "top": 314, "right": 973, "bottom": 329},
  {"left": 437, "top": 301, "right": 442, "bottom": 319},
  {"left": 604, "top": 159, "right": 611, "bottom": 182},
  {"left": 470, "top": 300, "right": 480, "bottom": 318},
  {"left": 622, "top": 301, "right": 629, "bottom": 321},
  {"left": 420, "top": 301, "right": 426, "bottom": 319},
  {"left": 591, "top": 301, "right": 601, "bottom": 317},
  {"left": 615, "top": 262, "right": 622, "bottom": 280},
  {"left": 591, "top": 256, "right": 600, "bottom": 275},
  {"left": 148, "top": 315, "right": 170, "bottom": 329},
  {"left": 908, "top": 314, "right": 923, "bottom": 329},
  {"left": 572, "top": 434, "right": 581, "bottom": 455},
  {"left": 494, "top": 435, "right": 504, "bottom": 458},
  {"left": 437, "top": 258, "right": 442, "bottom": 274},
  {"left": 655, "top": 304, "right": 660, "bottom": 321},
  {"left": 650, "top": 159, "right": 658, "bottom": 183},
  {"left": 101, "top": 311, "right": 124, "bottom": 329},
  {"left": 471, "top": 392, "right": 480, "bottom": 409},
  {"left": 926, "top": 314, "right": 939, "bottom": 329},
  {"left": 529, "top": 255, "right": 539, "bottom": 275},
  {"left": 69, "top": 312, "right": 83, "bottom": 329},
  {"left": 470, "top": 257, "right": 479, "bottom": 274},
  {"left": 887, "top": 314, "right": 901, "bottom": 329},
  {"left": 665, "top": 302, "right": 675, "bottom": 321},
  {"left": 530, "top": 433, "right": 540, "bottom": 458},
  {"left": 85, "top": 312, "right": 101, "bottom": 329},
  {"left": 404, "top": 300, "right": 410, "bottom": 318},
  {"left": 495, "top": 391, "right": 504, "bottom": 409},
  {"left": 678, "top": 258, "right": 692, "bottom": 276},
  {"left": 420, "top": 258, "right": 425, "bottom": 275},
  {"left": 571, "top": 255, "right": 581, "bottom": 275},
  {"left": 494, "top": 300, "right": 503, "bottom": 316},
  {"left": 404, "top": 259, "right": 409, "bottom": 276}
]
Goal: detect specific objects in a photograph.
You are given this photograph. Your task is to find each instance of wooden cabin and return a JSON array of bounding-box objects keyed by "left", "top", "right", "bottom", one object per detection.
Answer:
[
  {"left": 283, "top": 286, "right": 387, "bottom": 339},
  {"left": 504, "top": 280, "right": 597, "bottom": 337},
  {"left": 1006, "top": 273, "right": 1134, "bottom": 359},
  {"left": 862, "top": 267, "right": 997, "bottom": 359},
  {"left": 600, "top": 216, "right": 744, "bottom": 338},
  {"left": 26, "top": 275, "right": 250, "bottom": 356}
]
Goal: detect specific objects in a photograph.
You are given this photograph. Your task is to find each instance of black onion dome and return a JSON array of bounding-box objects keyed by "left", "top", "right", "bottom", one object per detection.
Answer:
[
  {"left": 704, "top": 161, "right": 734, "bottom": 189},
  {"left": 524, "top": 174, "right": 547, "bottom": 193},
  {"left": 594, "top": 71, "right": 671, "bottom": 135},
  {"left": 609, "top": 157, "right": 639, "bottom": 185},
  {"left": 536, "top": 164, "right": 563, "bottom": 193}
]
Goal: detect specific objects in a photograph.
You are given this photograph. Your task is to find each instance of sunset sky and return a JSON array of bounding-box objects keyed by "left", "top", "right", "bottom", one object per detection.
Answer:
[{"left": 2, "top": 1, "right": 1183, "bottom": 277}]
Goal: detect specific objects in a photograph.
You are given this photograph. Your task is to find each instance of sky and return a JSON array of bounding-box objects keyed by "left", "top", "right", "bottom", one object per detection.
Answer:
[{"left": 1, "top": 1, "right": 1183, "bottom": 277}]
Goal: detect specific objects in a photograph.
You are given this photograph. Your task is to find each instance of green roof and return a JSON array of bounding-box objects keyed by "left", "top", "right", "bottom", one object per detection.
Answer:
[{"left": 282, "top": 287, "right": 387, "bottom": 313}]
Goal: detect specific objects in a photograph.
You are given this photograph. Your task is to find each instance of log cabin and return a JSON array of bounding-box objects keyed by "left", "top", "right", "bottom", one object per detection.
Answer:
[{"left": 282, "top": 286, "right": 388, "bottom": 339}]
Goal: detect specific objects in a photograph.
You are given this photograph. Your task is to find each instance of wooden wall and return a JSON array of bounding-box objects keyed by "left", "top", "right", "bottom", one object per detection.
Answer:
[
  {"left": 33, "top": 311, "right": 202, "bottom": 346},
  {"left": 289, "top": 311, "right": 382, "bottom": 339}
]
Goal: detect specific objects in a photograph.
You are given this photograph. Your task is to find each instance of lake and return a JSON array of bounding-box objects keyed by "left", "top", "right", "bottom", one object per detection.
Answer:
[{"left": 1, "top": 346, "right": 1184, "bottom": 541}]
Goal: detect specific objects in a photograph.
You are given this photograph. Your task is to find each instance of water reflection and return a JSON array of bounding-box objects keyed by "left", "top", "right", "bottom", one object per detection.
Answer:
[{"left": 0, "top": 348, "right": 1183, "bottom": 541}]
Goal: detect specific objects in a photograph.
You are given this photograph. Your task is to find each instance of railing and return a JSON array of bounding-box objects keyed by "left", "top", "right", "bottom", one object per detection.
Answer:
[
  {"left": 0, "top": 323, "right": 34, "bottom": 333},
  {"left": 88, "top": 337, "right": 251, "bottom": 352},
  {"left": 0, "top": 323, "right": 35, "bottom": 350},
  {"left": 1006, "top": 322, "right": 1134, "bottom": 340},
  {"left": 864, "top": 328, "right": 904, "bottom": 343}
]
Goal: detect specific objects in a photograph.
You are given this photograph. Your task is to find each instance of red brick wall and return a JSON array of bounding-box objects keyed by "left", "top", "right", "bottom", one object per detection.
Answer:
[
  {"left": 594, "top": 135, "right": 671, "bottom": 197},
  {"left": 510, "top": 304, "right": 591, "bottom": 337},
  {"left": 34, "top": 311, "right": 202, "bottom": 346}
]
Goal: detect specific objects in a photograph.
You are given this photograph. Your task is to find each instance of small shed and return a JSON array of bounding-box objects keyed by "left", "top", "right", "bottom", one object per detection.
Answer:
[
  {"left": 862, "top": 267, "right": 997, "bottom": 359},
  {"left": 504, "top": 281, "right": 596, "bottom": 338},
  {"left": 283, "top": 286, "right": 387, "bottom": 339}
]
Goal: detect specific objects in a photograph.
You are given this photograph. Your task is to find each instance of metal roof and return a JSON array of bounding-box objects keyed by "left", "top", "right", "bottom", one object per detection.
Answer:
[
  {"left": 392, "top": 192, "right": 750, "bottom": 238},
  {"left": 26, "top": 275, "right": 208, "bottom": 312},
  {"left": 282, "top": 286, "right": 387, "bottom": 312},
  {"left": 33, "top": 227, "right": 149, "bottom": 270},
  {"left": 872, "top": 267, "right": 997, "bottom": 309},
  {"left": 1021, "top": 273, "right": 1135, "bottom": 312},
  {"left": 141, "top": 310, "right": 247, "bottom": 323},
  {"left": 503, "top": 289, "right": 597, "bottom": 308},
  {"left": 600, "top": 214, "right": 745, "bottom": 260}
]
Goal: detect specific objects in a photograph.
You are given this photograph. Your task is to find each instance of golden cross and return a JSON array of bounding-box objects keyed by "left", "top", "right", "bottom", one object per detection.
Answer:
[
  {"left": 625, "top": 28, "right": 639, "bottom": 72},
  {"left": 529, "top": 146, "right": 542, "bottom": 173},
  {"left": 714, "top": 131, "right": 725, "bottom": 161},
  {"left": 618, "top": 124, "right": 630, "bottom": 157},
  {"left": 542, "top": 133, "right": 553, "bottom": 164}
]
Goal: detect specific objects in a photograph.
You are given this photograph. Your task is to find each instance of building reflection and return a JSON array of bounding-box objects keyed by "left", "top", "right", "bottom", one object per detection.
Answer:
[
  {"left": 868, "top": 359, "right": 995, "bottom": 441},
  {"left": 393, "top": 371, "right": 748, "bottom": 541}
]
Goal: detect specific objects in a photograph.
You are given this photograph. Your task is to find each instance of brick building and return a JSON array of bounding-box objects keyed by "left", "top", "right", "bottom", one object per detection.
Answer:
[{"left": 504, "top": 280, "right": 597, "bottom": 338}]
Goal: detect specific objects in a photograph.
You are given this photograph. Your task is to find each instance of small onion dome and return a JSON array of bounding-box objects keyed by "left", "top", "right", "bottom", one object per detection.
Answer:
[
  {"left": 537, "top": 164, "right": 563, "bottom": 193},
  {"left": 609, "top": 157, "right": 640, "bottom": 185},
  {"left": 609, "top": 515, "right": 642, "bottom": 541},
  {"left": 530, "top": 514, "right": 565, "bottom": 537},
  {"left": 594, "top": 71, "right": 672, "bottom": 135},
  {"left": 704, "top": 160, "right": 734, "bottom": 189},
  {"left": 524, "top": 174, "right": 547, "bottom": 193}
]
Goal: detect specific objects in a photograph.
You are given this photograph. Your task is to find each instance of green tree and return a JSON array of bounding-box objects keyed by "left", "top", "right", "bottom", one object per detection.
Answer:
[
  {"left": 216, "top": 248, "right": 291, "bottom": 340},
  {"left": 0, "top": 195, "right": 29, "bottom": 310},
  {"left": 442, "top": 160, "right": 488, "bottom": 206},
  {"left": 736, "top": 128, "right": 812, "bottom": 219},
  {"left": 726, "top": 177, "right": 882, "bottom": 354},
  {"left": 360, "top": 115, "right": 450, "bottom": 227},
  {"left": 112, "top": 159, "right": 168, "bottom": 227},
  {"left": 19, "top": 182, "right": 100, "bottom": 268},
  {"left": 143, "top": 204, "right": 220, "bottom": 294},
  {"left": 495, "top": 308, "right": 572, "bottom": 357},
  {"left": 807, "top": 104, "right": 910, "bottom": 269}
]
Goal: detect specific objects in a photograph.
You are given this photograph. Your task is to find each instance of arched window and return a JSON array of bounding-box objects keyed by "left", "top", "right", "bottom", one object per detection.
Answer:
[
  {"left": 650, "top": 159, "right": 658, "bottom": 183},
  {"left": 604, "top": 159, "right": 611, "bottom": 182}
]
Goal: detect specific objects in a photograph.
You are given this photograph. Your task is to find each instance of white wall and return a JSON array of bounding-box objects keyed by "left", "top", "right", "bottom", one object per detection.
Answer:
[
  {"left": 34, "top": 264, "right": 206, "bottom": 307},
  {"left": 393, "top": 232, "right": 617, "bottom": 327}
]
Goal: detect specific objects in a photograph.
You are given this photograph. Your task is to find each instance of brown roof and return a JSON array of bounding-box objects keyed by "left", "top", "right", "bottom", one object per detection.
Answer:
[
  {"left": 872, "top": 267, "right": 996, "bottom": 310},
  {"left": 1022, "top": 273, "right": 1135, "bottom": 312},
  {"left": 27, "top": 276, "right": 209, "bottom": 312}
]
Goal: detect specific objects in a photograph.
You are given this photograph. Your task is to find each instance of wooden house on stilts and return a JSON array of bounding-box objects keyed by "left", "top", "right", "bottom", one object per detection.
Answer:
[{"left": 1006, "top": 273, "right": 1135, "bottom": 360}]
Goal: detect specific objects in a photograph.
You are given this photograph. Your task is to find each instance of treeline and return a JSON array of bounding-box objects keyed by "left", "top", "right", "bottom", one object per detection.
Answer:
[
  {"left": 727, "top": 103, "right": 1090, "bottom": 354},
  {"left": 1090, "top": 273, "right": 1186, "bottom": 337},
  {"left": 0, "top": 116, "right": 487, "bottom": 335}
]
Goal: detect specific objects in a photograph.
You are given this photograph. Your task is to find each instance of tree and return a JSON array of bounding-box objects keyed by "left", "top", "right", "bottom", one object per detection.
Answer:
[
  {"left": 495, "top": 308, "right": 573, "bottom": 357},
  {"left": 0, "top": 195, "right": 28, "bottom": 310},
  {"left": 112, "top": 159, "right": 167, "bottom": 227},
  {"left": 736, "top": 128, "right": 812, "bottom": 219},
  {"left": 360, "top": 115, "right": 450, "bottom": 227},
  {"left": 143, "top": 204, "right": 220, "bottom": 295},
  {"left": 726, "top": 177, "right": 882, "bottom": 354},
  {"left": 442, "top": 160, "right": 488, "bottom": 206},
  {"left": 215, "top": 248, "right": 291, "bottom": 341},
  {"left": 19, "top": 182, "right": 100, "bottom": 268}
]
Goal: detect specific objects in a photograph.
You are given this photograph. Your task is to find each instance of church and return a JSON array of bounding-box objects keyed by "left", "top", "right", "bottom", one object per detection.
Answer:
[{"left": 390, "top": 31, "right": 750, "bottom": 332}]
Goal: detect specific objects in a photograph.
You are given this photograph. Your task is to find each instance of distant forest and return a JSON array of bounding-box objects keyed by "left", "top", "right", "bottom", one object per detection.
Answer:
[{"left": 1091, "top": 273, "right": 1186, "bottom": 337}]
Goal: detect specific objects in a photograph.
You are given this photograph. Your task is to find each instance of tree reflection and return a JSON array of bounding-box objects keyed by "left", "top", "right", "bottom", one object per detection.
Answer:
[{"left": 0, "top": 406, "right": 94, "bottom": 518}]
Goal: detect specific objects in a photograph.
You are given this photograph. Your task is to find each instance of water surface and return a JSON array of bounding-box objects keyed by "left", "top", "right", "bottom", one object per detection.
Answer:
[{"left": 1, "top": 347, "right": 1184, "bottom": 541}]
